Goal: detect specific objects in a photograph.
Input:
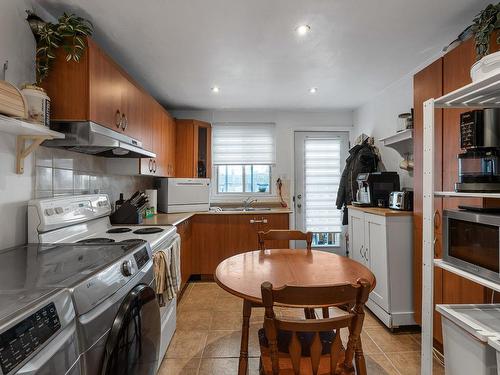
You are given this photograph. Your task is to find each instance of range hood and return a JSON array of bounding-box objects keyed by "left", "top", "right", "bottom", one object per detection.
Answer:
[{"left": 42, "top": 121, "right": 156, "bottom": 158}]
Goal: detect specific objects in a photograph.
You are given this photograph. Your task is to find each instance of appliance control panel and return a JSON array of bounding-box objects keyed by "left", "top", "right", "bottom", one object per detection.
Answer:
[
  {"left": 0, "top": 303, "right": 61, "bottom": 375},
  {"left": 29, "top": 194, "right": 111, "bottom": 233}
]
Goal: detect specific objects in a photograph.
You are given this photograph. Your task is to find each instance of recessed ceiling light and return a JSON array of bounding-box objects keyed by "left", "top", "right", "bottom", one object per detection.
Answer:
[
  {"left": 211, "top": 86, "right": 220, "bottom": 93},
  {"left": 309, "top": 87, "right": 318, "bottom": 94},
  {"left": 296, "top": 25, "right": 311, "bottom": 36}
]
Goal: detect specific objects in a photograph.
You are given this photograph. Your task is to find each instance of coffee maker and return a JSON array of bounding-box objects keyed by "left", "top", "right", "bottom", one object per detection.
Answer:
[
  {"left": 456, "top": 109, "right": 500, "bottom": 192},
  {"left": 353, "top": 172, "right": 400, "bottom": 207}
]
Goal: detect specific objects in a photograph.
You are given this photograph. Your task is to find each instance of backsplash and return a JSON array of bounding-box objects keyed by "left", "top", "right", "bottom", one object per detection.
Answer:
[{"left": 34, "top": 147, "right": 154, "bottom": 204}]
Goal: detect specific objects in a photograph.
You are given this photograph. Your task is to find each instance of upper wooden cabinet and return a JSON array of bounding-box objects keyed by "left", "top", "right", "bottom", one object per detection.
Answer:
[
  {"left": 41, "top": 37, "right": 177, "bottom": 178},
  {"left": 175, "top": 119, "right": 211, "bottom": 178},
  {"left": 42, "top": 38, "right": 151, "bottom": 145}
]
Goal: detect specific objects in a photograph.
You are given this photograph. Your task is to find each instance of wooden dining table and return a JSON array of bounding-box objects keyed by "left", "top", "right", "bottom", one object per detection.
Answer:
[{"left": 214, "top": 248, "right": 376, "bottom": 375}]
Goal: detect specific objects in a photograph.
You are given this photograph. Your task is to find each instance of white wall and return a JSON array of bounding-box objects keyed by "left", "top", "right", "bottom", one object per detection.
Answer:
[
  {"left": 0, "top": 0, "right": 37, "bottom": 247},
  {"left": 171, "top": 109, "right": 354, "bottom": 204},
  {"left": 352, "top": 76, "right": 414, "bottom": 189}
]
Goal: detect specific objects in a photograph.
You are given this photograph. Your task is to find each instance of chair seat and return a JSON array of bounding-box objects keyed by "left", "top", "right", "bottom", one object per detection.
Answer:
[{"left": 258, "top": 328, "right": 336, "bottom": 356}]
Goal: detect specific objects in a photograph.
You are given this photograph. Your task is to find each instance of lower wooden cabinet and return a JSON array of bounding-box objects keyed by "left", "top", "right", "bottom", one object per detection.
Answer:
[
  {"left": 176, "top": 216, "right": 192, "bottom": 291},
  {"left": 182, "top": 213, "right": 290, "bottom": 277}
]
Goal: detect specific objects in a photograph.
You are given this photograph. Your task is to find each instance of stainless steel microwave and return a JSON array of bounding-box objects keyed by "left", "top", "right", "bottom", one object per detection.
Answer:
[{"left": 443, "top": 209, "right": 500, "bottom": 282}]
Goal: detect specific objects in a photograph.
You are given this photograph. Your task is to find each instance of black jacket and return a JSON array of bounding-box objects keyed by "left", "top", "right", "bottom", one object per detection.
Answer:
[{"left": 336, "top": 142, "right": 379, "bottom": 225}]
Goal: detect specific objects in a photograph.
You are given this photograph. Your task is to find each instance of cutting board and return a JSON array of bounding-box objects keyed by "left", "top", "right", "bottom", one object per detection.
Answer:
[{"left": 0, "top": 81, "right": 27, "bottom": 119}]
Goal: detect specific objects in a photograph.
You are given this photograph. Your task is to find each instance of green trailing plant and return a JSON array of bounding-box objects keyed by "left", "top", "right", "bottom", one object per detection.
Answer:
[
  {"left": 27, "top": 11, "right": 93, "bottom": 84},
  {"left": 472, "top": 3, "right": 500, "bottom": 60}
]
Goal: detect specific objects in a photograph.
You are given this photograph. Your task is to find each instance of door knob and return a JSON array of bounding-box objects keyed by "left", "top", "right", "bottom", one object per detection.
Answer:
[
  {"left": 297, "top": 203, "right": 302, "bottom": 208},
  {"left": 297, "top": 194, "right": 302, "bottom": 199}
]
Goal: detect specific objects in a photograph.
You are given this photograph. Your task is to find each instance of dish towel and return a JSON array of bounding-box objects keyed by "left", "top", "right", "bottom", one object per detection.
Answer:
[{"left": 153, "top": 234, "right": 181, "bottom": 306}]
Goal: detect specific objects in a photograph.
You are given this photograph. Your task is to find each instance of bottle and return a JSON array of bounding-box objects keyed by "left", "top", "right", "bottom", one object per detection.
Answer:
[{"left": 115, "top": 193, "right": 125, "bottom": 211}]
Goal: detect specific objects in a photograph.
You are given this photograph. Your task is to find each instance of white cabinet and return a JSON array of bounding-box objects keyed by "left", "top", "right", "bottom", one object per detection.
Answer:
[{"left": 348, "top": 207, "right": 414, "bottom": 328}]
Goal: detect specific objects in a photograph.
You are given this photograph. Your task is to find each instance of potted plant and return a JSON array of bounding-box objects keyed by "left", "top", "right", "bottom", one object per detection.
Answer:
[
  {"left": 26, "top": 10, "right": 93, "bottom": 84},
  {"left": 470, "top": 3, "right": 500, "bottom": 81}
]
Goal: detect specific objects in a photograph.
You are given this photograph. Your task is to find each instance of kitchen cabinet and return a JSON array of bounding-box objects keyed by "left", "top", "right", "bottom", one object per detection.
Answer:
[
  {"left": 139, "top": 102, "right": 176, "bottom": 177},
  {"left": 42, "top": 38, "right": 151, "bottom": 144},
  {"left": 348, "top": 207, "right": 413, "bottom": 328},
  {"left": 191, "top": 213, "right": 289, "bottom": 275},
  {"left": 175, "top": 119, "right": 211, "bottom": 178},
  {"left": 176, "top": 216, "right": 193, "bottom": 294}
]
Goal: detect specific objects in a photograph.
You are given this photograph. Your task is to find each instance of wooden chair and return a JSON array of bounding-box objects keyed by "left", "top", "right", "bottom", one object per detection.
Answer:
[
  {"left": 258, "top": 279, "right": 371, "bottom": 375},
  {"left": 258, "top": 230, "right": 313, "bottom": 251}
]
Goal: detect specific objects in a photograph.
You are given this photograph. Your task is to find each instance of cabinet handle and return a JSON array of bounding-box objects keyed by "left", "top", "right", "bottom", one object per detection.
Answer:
[
  {"left": 250, "top": 219, "right": 268, "bottom": 224},
  {"left": 153, "top": 160, "right": 157, "bottom": 173},
  {"left": 148, "top": 159, "right": 153, "bottom": 173},
  {"left": 359, "top": 245, "right": 364, "bottom": 259},
  {"left": 115, "top": 110, "right": 121, "bottom": 128},
  {"left": 364, "top": 247, "right": 369, "bottom": 261},
  {"left": 121, "top": 114, "right": 128, "bottom": 130}
]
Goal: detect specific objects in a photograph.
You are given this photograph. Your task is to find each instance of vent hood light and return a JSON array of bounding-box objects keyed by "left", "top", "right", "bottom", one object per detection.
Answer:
[
  {"left": 211, "top": 86, "right": 220, "bottom": 93},
  {"left": 309, "top": 87, "right": 318, "bottom": 94}
]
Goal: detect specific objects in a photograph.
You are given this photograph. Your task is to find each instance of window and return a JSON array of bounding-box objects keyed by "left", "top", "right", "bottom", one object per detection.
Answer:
[
  {"left": 217, "top": 165, "right": 271, "bottom": 193},
  {"left": 212, "top": 123, "right": 276, "bottom": 195}
]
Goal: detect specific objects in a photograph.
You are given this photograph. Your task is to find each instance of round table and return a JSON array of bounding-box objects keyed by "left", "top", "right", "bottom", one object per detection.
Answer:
[{"left": 214, "top": 249, "right": 376, "bottom": 375}]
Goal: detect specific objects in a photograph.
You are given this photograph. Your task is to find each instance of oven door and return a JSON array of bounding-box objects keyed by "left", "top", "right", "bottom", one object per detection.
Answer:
[
  {"left": 443, "top": 209, "right": 500, "bottom": 282},
  {"left": 100, "top": 284, "right": 160, "bottom": 375}
]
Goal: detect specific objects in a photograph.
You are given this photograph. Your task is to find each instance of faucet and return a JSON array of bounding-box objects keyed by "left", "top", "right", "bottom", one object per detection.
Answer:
[{"left": 242, "top": 197, "right": 257, "bottom": 210}]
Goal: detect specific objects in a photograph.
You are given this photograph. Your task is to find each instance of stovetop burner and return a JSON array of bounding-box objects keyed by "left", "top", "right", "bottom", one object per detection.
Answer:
[
  {"left": 133, "top": 227, "right": 164, "bottom": 235},
  {"left": 77, "top": 238, "right": 115, "bottom": 244},
  {"left": 119, "top": 239, "right": 147, "bottom": 244},
  {"left": 107, "top": 227, "right": 132, "bottom": 234}
]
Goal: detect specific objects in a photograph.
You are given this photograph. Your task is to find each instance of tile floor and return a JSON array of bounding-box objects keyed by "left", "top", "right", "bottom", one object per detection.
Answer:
[{"left": 158, "top": 282, "right": 445, "bottom": 375}]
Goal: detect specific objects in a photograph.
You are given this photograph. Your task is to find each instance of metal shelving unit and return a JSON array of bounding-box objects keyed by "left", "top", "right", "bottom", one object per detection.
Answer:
[{"left": 421, "top": 71, "right": 500, "bottom": 375}]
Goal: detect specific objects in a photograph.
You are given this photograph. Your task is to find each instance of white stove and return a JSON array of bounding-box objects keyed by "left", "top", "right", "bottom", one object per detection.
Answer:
[
  {"left": 27, "top": 194, "right": 179, "bottom": 371},
  {"left": 28, "top": 194, "right": 177, "bottom": 250}
]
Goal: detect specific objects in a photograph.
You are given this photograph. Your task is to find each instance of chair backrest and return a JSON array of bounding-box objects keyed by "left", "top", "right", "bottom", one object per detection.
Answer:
[
  {"left": 258, "top": 230, "right": 313, "bottom": 250},
  {"left": 260, "top": 279, "right": 371, "bottom": 375}
]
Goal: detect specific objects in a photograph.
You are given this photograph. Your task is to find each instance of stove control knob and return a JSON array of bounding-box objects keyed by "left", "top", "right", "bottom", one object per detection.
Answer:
[{"left": 121, "top": 260, "right": 134, "bottom": 277}]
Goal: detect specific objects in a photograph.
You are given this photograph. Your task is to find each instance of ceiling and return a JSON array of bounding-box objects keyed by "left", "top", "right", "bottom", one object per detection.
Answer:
[{"left": 37, "top": 0, "right": 488, "bottom": 110}]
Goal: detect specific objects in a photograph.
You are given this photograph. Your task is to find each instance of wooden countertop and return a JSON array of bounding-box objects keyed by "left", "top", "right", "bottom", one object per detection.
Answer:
[
  {"left": 347, "top": 205, "right": 413, "bottom": 217},
  {"left": 142, "top": 208, "right": 293, "bottom": 226}
]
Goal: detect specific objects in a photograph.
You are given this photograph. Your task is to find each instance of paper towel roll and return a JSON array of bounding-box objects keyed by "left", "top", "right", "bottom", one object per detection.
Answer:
[{"left": 145, "top": 189, "right": 157, "bottom": 214}]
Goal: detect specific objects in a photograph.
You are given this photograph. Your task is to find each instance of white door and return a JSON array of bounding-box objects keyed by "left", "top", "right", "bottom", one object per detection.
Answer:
[
  {"left": 365, "top": 214, "right": 390, "bottom": 312},
  {"left": 294, "top": 132, "right": 349, "bottom": 253},
  {"left": 348, "top": 209, "right": 367, "bottom": 266}
]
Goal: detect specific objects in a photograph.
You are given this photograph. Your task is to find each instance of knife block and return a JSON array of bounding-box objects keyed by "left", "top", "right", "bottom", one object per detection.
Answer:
[{"left": 110, "top": 202, "right": 143, "bottom": 224}]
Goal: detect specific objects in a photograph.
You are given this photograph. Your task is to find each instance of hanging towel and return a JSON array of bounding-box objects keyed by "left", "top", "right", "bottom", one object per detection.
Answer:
[{"left": 153, "top": 234, "right": 181, "bottom": 306}]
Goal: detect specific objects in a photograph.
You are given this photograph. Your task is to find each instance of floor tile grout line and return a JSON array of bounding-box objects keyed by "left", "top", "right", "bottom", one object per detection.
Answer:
[{"left": 363, "top": 327, "right": 402, "bottom": 375}]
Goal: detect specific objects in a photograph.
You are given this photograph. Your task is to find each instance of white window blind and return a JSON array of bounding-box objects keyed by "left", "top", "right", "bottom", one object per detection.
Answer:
[
  {"left": 304, "top": 138, "right": 342, "bottom": 233},
  {"left": 212, "top": 123, "right": 276, "bottom": 165}
]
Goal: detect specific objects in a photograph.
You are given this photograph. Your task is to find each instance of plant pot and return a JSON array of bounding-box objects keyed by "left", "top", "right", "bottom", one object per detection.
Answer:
[{"left": 471, "top": 51, "right": 500, "bottom": 82}]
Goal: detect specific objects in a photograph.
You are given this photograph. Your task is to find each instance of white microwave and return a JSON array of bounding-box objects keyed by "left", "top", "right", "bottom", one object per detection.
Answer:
[{"left": 156, "top": 178, "right": 210, "bottom": 213}]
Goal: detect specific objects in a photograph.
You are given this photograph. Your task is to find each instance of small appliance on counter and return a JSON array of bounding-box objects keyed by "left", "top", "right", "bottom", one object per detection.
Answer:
[
  {"left": 389, "top": 190, "right": 413, "bottom": 211},
  {"left": 352, "top": 171, "right": 400, "bottom": 208},
  {"left": 156, "top": 178, "right": 210, "bottom": 213},
  {"left": 456, "top": 109, "right": 500, "bottom": 192}
]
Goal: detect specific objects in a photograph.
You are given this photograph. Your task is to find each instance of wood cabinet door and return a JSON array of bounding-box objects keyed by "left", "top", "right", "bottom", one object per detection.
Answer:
[
  {"left": 88, "top": 41, "right": 123, "bottom": 131},
  {"left": 177, "top": 218, "right": 192, "bottom": 291},
  {"left": 365, "top": 214, "right": 389, "bottom": 312},
  {"left": 175, "top": 120, "right": 196, "bottom": 178},
  {"left": 163, "top": 113, "right": 176, "bottom": 177},
  {"left": 226, "top": 215, "right": 261, "bottom": 258},
  {"left": 193, "top": 214, "right": 229, "bottom": 275},
  {"left": 258, "top": 214, "right": 290, "bottom": 249},
  {"left": 120, "top": 79, "right": 146, "bottom": 142},
  {"left": 413, "top": 58, "right": 443, "bottom": 329}
]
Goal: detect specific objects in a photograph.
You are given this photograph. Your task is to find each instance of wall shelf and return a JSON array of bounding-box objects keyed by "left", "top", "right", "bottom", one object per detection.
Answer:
[
  {"left": 0, "top": 114, "right": 65, "bottom": 174},
  {"left": 379, "top": 129, "right": 413, "bottom": 147},
  {"left": 434, "top": 260, "right": 500, "bottom": 293},
  {"left": 434, "top": 191, "right": 500, "bottom": 198}
]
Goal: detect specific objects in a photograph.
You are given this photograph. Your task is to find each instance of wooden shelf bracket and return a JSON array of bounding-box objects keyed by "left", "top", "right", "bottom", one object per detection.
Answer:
[{"left": 16, "top": 135, "right": 52, "bottom": 174}]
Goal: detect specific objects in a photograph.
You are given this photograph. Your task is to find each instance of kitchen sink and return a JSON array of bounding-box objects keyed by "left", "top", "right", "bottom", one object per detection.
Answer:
[{"left": 221, "top": 207, "right": 272, "bottom": 212}]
